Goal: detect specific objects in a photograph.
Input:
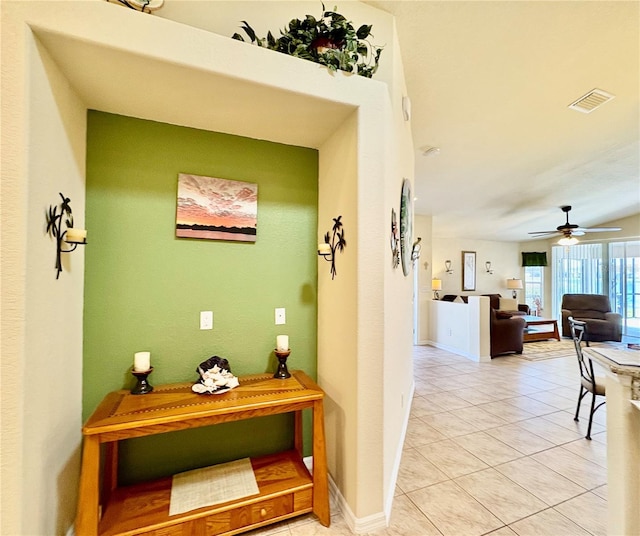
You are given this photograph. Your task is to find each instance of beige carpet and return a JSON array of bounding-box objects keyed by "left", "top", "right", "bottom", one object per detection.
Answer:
[
  {"left": 518, "top": 339, "right": 620, "bottom": 361},
  {"left": 518, "top": 339, "right": 576, "bottom": 361}
]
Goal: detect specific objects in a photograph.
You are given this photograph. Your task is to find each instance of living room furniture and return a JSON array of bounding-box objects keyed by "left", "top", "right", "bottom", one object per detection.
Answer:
[
  {"left": 490, "top": 308, "right": 525, "bottom": 357},
  {"left": 482, "top": 294, "right": 530, "bottom": 316},
  {"left": 561, "top": 293, "right": 622, "bottom": 342},
  {"left": 583, "top": 342, "right": 640, "bottom": 535},
  {"left": 521, "top": 315, "right": 560, "bottom": 342},
  {"left": 569, "top": 317, "right": 606, "bottom": 440},
  {"left": 76, "top": 370, "right": 330, "bottom": 536}
]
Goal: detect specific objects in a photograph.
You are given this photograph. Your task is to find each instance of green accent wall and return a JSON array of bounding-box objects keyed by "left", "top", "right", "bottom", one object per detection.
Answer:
[{"left": 84, "top": 111, "right": 318, "bottom": 484}]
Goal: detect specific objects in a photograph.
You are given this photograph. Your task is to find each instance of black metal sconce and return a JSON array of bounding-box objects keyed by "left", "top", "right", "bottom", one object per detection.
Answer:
[
  {"left": 411, "top": 237, "right": 422, "bottom": 262},
  {"left": 445, "top": 260, "right": 453, "bottom": 274},
  {"left": 46, "top": 193, "right": 87, "bottom": 279},
  {"left": 485, "top": 261, "right": 494, "bottom": 274},
  {"left": 107, "top": 0, "right": 164, "bottom": 13},
  {"left": 318, "top": 215, "right": 346, "bottom": 280}
]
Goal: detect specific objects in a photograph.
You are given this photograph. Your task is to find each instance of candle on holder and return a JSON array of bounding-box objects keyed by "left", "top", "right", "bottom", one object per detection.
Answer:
[
  {"left": 65, "top": 228, "right": 87, "bottom": 243},
  {"left": 134, "top": 351, "right": 151, "bottom": 371},
  {"left": 318, "top": 243, "right": 331, "bottom": 255},
  {"left": 276, "top": 335, "right": 289, "bottom": 352}
]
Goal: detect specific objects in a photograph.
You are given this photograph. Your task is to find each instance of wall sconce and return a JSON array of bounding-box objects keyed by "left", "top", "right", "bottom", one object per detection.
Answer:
[
  {"left": 431, "top": 279, "right": 442, "bottom": 300},
  {"left": 411, "top": 237, "right": 422, "bottom": 262},
  {"left": 318, "top": 215, "right": 346, "bottom": 280},
  {"left": 445, "top": 260, "right": 453, "bottom": 274},
  {"left": 108, "top": 0, "right": 164, "bottom": 13},
  {"left": 485, "top": 261, "right": 494, "bottom": 274},
  {"left": 46, "top": 192, "right": 87, "bottom": 279},
  {"left": 506, "top": 278, "right": 523, "bottom": 299}
]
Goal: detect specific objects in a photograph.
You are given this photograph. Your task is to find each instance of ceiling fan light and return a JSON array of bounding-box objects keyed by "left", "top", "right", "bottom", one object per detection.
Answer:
[{"left": 558, "top": 236, "right": 579, "bottom": 246}]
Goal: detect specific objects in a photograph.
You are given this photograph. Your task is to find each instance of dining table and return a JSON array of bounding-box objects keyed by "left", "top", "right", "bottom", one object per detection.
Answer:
[{"left": 583, "top": 343, "right": 640, "bottom": 536}]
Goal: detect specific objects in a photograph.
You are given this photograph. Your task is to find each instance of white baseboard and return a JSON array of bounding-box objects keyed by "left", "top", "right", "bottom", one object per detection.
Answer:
[
  {"left": 384, "top": 379, "right": 414, "bottom": 519},
  {"left": 304, "top": 379, "right": 414, "bottom": 534},
  {"left": 303, "top": 456, "right": 387, "bottom": 533}
]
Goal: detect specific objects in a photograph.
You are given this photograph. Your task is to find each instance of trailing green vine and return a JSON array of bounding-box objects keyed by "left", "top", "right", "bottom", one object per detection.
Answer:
[{"left": 232, "top": 4, "right": 383, "bottom": 78}]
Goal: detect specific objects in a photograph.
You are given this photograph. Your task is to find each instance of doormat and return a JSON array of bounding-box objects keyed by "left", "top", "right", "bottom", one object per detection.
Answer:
[{"left": 169, "top": 458, "right": 259, "bottom": 516}]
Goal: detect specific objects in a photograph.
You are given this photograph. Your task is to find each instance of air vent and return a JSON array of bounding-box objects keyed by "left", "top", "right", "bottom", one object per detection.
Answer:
[{"left": 568, "top": 89, "right": 615, "bottom": 113}]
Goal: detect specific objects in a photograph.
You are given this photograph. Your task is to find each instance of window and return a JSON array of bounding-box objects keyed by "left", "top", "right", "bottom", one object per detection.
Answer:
[
  {"left": 551, "top": 240, "right": 640, "bottom": 340},
  {"left": 524, "top": 266, "right": 544, "bottom": 315},
  {"left": 552, "top": 243, "right": 603, "bottom": 319},
  {"left": 609, "top": 241, "right": 640, "bottom": 339}
]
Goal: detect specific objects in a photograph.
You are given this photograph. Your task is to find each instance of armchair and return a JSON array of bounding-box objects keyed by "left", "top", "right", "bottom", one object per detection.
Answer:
[
  {"left": 490, "top": 308, "right": 525, "bottom": 357},
  {"left": 561, "top": 294, "right": 622, "bottom": 342}
]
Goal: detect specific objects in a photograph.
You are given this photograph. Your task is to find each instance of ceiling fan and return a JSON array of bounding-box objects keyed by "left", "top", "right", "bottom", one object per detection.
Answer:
[{"left": 529, "top": 205, "right": 621, "bottom": 244}]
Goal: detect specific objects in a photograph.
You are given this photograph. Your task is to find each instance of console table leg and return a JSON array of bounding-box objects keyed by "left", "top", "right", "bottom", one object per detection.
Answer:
[
  {"left": 102, "top": 441, "right": 118, "bottom": 505},
  {"left": 75, "top": 435, "right": 100, "bottom": 536},
  {"left": 312, "top": 400, "right": 330, "bottom": 526},
  {"left": 294, "top": 410, "right": 303, "bottom": 457}
]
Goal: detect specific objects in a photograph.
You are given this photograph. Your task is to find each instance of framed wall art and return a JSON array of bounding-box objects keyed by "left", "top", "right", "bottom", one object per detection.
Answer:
[
  {"left": 176, "top": 173, "right": 258, "bottom": 242},
  {"left": 462, "top": 250, "right": 476, "bottom": 291}
]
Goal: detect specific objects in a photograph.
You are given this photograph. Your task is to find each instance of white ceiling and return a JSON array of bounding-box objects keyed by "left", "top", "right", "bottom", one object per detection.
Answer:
[{"left": 367, "top": 0, "right": 640, "bottom": 241}]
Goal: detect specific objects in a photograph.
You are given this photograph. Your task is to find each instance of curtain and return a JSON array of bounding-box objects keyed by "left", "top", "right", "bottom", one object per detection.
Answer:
[
  {"left": 552, "top": 244, "right": 603, "bottom": 319},
  {"left": 522, "top": 252, "right": 548, "bottom": 266}
]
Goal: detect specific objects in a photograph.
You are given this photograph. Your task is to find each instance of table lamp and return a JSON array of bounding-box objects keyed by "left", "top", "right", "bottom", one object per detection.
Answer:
[
  {"left": 506, "top": 278, "right": 523, "bottom": 299},
  {"left": 432, "top": 279, "right": 442, "bottom": 300}
]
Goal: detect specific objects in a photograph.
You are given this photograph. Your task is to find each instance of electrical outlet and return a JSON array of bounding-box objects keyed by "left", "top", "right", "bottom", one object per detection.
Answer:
[
  {"left": 200, "top": 311, "right": 213, "bottom": 330},
  {"left": 275, "top": 308, "right": 286, "bottom": 325}
]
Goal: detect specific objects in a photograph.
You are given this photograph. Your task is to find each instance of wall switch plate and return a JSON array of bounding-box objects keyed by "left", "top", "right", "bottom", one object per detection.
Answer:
[
  {"left": 275, "top": 308, "right": 286, "bottom": 325},
  {"left": 200, "top": 311, "right": 213, "bottom": 330}
]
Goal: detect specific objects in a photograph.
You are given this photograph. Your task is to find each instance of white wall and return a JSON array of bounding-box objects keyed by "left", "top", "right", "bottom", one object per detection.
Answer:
[
  {"left": 1, "top": 2, "right": 414, "bottom": 534},
  {"left": 414, "top": 214, "right": 433, "bottom": 344},
  {"left": 428, "top": 296, "right": 490, "bottom": 362},
  {"left": 433, "top": 237, "right": 522, "bottom": 297},
  {"left": 2, "top": 7, "right": 88, "bottom": 534}
]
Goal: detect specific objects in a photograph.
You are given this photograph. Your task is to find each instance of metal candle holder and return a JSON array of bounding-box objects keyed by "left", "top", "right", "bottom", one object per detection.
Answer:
[
  {"left": 273, "top": 349, "right": 291, "bottom": 379},
  {"left": 318, "top": 215, "right": 347, "bottom": 280},
  {"left": 45, "top": 193, "right": 87, "bottom": 279},
  {"left": 131, "top": 367, "right": 154, "bottom": 395}
]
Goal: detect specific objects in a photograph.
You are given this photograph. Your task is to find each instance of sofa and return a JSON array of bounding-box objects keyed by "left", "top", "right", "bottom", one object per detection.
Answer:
[
  {"left": 490, "top": 308, "right": 525, "bottom": 357},
  {"left": 561, "top": 293, "right": 622, "bottom": 342}
]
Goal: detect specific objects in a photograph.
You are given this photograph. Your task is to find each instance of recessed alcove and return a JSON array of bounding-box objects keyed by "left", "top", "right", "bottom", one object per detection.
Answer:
[{"left": 3, "top": 3, "right": 413, "bottom": 533}]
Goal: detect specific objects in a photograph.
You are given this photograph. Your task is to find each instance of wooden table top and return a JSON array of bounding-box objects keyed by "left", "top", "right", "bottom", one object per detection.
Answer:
[
  {"left": 520, "top": 315, "right": 557, "bottom": 325},
  {"left": 83, "top": 370, "right": 323, "bottom": 437}
]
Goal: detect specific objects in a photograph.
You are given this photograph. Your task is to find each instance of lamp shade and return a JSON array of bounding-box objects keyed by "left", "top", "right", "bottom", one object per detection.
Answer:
[
  {"left": 431, "top": 279, "right": 442, "bottom": 291},
  {"left": 506, "top": 278, "right": 523, "bottom": 290}
]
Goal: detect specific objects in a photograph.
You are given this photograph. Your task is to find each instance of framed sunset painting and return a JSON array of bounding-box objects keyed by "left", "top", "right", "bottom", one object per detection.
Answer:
[{"left": 176, "top": 173, "right": 258, "bottom": 242}]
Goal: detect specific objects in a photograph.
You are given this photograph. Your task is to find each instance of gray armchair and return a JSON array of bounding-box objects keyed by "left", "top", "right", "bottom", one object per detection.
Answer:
[{"left": 561, "top": 294, "right": 622, "bottom": 342}]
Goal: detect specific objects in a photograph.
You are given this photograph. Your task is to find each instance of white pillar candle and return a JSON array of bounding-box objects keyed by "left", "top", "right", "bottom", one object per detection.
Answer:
[
  {"left": 276, "top": 335, "right": 289, "bottom": 351},
  {"left": 134, "top": 351, "right": 151, "bottom": 371},
  {"left": 318, "top": 243, "right": 331, "bottom": 255},
  {"left": 65, "top": 228, "right": 87, "bottom": 243}
]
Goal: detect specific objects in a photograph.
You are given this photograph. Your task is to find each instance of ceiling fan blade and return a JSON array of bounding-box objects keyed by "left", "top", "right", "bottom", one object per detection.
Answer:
[
  {"left": 529, "top": 230, "right": 558, "bottom": 235},
  {"left": 528, "top": 231, "right": 561, "bottom": 237},
  {"left": 580, "top": 227, "right": 622, "bottom": 233}
]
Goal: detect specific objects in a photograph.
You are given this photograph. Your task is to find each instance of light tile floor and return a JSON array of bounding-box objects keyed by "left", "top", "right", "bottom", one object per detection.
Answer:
[{"left": 247, "top": 345, "right": 607, "bottom": 536}]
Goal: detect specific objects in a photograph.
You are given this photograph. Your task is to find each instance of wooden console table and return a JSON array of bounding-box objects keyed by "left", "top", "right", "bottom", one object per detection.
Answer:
[{"left": 76, "top": 370, "right": 330, "bottom": 536}]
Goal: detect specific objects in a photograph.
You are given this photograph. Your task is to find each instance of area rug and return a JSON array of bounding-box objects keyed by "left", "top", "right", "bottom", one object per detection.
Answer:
[
  {"left": 518, "top": 339, "right": 576, "bottom": 361},
  {"left": 518, "top": 339, "right": 616, "bottom": 361}
]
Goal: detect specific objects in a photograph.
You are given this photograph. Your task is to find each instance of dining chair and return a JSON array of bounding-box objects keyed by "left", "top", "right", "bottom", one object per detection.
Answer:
[{"left": 568, "top": 316, "right": 606, "bottom": 440}]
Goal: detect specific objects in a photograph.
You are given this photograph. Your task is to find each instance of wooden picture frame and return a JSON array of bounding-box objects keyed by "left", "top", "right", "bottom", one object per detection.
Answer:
[{"left": 462, "top": 250, "right": 476, "bottom": 291}]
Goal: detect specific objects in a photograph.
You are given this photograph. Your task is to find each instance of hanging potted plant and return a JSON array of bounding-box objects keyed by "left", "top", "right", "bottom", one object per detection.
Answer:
[{"left": 232, "top": 4, "right": 383, "bottom": 78}]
